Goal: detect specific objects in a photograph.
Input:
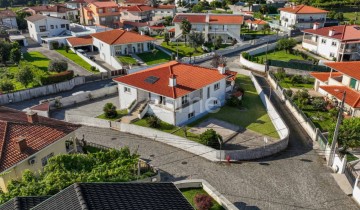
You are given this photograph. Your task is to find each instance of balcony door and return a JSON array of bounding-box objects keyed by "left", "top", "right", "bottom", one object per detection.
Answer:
[{"left": 159, "top": 96, "right": 166, "bottom": 105}]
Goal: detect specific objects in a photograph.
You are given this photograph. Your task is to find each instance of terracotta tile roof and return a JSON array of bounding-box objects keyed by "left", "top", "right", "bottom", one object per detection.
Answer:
[
  {"left": 225, "top": 70, "right": 237, "bottom": 81},
  {"left": 67, "top": 36, "right": 93, "bottom": 47},
  {"left": 245, "top": 19, "right": 267, "bottom": 25},
  {"left": 91, "top": 29, "right": 155, "bottom": 45},
  {"left": 149, "top": 24, "right": 165, "bottom": 29},
  {"left": 155, "top": 5, "right": 176, "bottom": 9},
  {"left": 30, "top": 103, "right": 50, "bottom": 112},
  {"left": 25, "top": 14, "right": 47, "bottom": 22},
  {"left": 91, "top": 1, "right": 119, "bottom": 7},
  {"left": 173, "top": 14, "right": 243, "bottom": 24},
  {"left": 113, "top": 61, "right": 227, "bottom": 98},
  {"left": 124, "top": 0, "right": 150, "bottom": 4},
  {"left": 168, "top": 28, "right": 175, "bottom": 32},
  {"left": 122, "top": 5, "right": 154, "bottom": 12},
  {"left": 122, "top": 20, "right": 149, "bottom": 27},
  {"left": 67, "top": 0, "right": 86, "bottom": 3},
  {"left": 303, "top": 25, "right": 360, "bottom": 41},
  {"left": 324, "top": 61, "right": 360, "bottom": 80},
  {"left": 0, "top": 107, "right": 80, "bottom": 172},
  {"left": 310, "top": 72, "right": 343, "bottom": 82},
  {"left": 0, "top": 10, "right": 16, "bottom": 18},
  {"left": 319, "top": 85, "right": 360, "bottom": 108},
  {"left": 279, "top": 4, "right": 328, "bottom": 14},
  {"left": 27, "top": 5, "right": 77, "bottom": 13}
]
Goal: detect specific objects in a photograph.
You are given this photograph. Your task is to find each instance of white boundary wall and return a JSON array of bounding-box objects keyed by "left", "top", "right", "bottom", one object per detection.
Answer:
[{"left": 75, "top": 51, "right": 108, "bottom": 73}]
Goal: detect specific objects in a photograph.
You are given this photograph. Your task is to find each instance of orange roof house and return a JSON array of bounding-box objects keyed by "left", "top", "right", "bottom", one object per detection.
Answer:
[
  {"left": 91, "top": 29, "right": 156, "bottom": 45},
  {"left": 80, "top": 1, "right": 121, "bottom": 28},
  {"left": 278, "top": 5, "right": 328, "bottom": 14}
]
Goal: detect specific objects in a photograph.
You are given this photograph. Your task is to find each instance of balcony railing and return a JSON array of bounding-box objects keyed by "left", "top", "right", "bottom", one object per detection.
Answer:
[
  {"left": 296, "top": 18, "right": 325, "bottom": 23},
  {"left": 303, "top": 39, "right": 317, "bottom": 46},
  {"left": 339, "top": 47, "right": 360, "bottom": 53}
]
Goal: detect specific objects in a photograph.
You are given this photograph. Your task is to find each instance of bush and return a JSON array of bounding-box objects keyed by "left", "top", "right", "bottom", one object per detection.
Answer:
[
  {"left": 51, "top": 42, "right": 60, "bottom": 49},
  {"left": 90, "top": 66, "right": 97, "bottom": 72},
  {"left": 312, "top": 98, "right": 327, "bottom": 111},
  {"left": 290, "top": 75, "right": 303, "bottom": 84},
  {"left": 65, "top": 45, "right": 70, "bottom": 53},
  {"left": 146, "top": 115, "right": 161, "bottom": 128},
  {"left": 48, "top": 60, "right": 68, "bottom": 73},
  {"left": 227, "top": 95, "right": 241, "bottom": 107},
  {"left": 194, "top": 194, "right": 213, "bottom": 210},
  {"left": 284, "top": 89, "right": 293, "bottom": 97},
  {"left": 0, "top": 79, "right": 14, "bottom": 93},
  {"left": 103, "top": 103, "right": 118, "bottom": 118},
  {"left": 41, "top": 70, "right": 74, "bottom": 85},
  {"left": 199, "top": 129, "right": 222, "bottom": 149}
]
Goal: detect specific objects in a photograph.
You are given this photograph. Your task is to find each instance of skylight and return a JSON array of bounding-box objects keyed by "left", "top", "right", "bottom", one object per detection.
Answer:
[{"left": 144, "top": 76, "right": 159, "bottom": 84}]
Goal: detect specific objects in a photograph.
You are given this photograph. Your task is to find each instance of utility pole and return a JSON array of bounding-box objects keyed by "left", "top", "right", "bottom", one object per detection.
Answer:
[{"left": 327, "top": 90, "right": 346, "bottom": 167}]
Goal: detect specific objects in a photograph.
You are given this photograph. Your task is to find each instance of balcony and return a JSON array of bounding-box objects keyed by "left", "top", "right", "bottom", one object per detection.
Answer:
[
  {"left": 296, "top": 18, "right": 325, "bottom": 23},
  {"left": 339, "top": 47, "right": 360, "bottom": 53},
  {"left": 303, "top": 39, "right": 317, "bottom": 46}
]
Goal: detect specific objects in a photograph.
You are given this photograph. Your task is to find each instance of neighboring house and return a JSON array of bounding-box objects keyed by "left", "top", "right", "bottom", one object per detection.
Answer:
[
  {"left": 80, "top": 1, "right": 121, "bottom": 28},
  {"left": 310, "top": 61, "right": 360, "bottom": 117},
  {"left": 279, "top": 4, "right": 328, "bottom": 30},
  {"left": 90, "top": 29, "right": 156, "bottom": 67},
  {"left": 24, "top": 5, "right": 79, "bottom": 20},
  {"left": 114, "top": 61, "right": 236, "bottom": 125},
  {"left": 120, "top": 5, "right": 154, "bottom": 23},
  {"left": 245, "top": 19, "right": 267, "bottom": 31},
  {"left": 26, "top": 14, "right": 70, "bottom": 43},
  {"left": 0, "top": 107, "right": 80, "bottom": 192},
  {"left": 121, "top": 0, "right": 152, "bottom": 6},
  {"left": 302, "top": 24, "right": 360, "bottom": 61},
  {"left": 174, "top": 0, "right": 199, "bottom": 6},
  {"left": 173, "top": 13, "right": 244, "bottom": 43},
  {"left": 153, "top": 5, "right": 176, "bottom": 18},
  {"left": 32, "top": 183, "right": 194, "bottom": 209},
  {"left": 0, "top": 10, "right": 17, "bottom": 29},
  {"left": 65, "top": 0, "right": 87, "bottom": 9}
]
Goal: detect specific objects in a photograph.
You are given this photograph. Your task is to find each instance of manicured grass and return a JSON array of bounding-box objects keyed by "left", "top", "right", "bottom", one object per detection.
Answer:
[
  {"left": 96, "top": 109, "right": 128, "bottom": 121},
  {"left": 242, "top": 29, "right": 275, "bottom": 35},
  {"left": 278, "top": 77, "right": 314, "bottom": 89},
  {"left": 137, "top": 50, "right": 171, "bottom": 65},
  {"left": 55, "top": 48, "right": 96, "bottom": 73},
  {"left": 210, "top": 10, "right": 233, "bottom": 14},
  {"left": 118, "top": 55, "right": 137, "bottom": 65},
  {"left": 346, "top": 152, "right": 359, "bottom": 162},
  {"left": 23, "top": 51, "right": 50, "bottom": 71},
  {"left": 253, "top": 49, "right": 306, "bottom": 63},
  {"left": 343, "top": 12, "right": 360, "bottom": 24},
  {"left": 181, "top": 188, "right": 224, "bottom": 210},
  {"left": 161, "top": 42, "right": 204, "bottom": 57}
]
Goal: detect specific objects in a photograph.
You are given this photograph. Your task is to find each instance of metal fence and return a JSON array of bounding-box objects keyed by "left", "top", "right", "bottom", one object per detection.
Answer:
[{"left": 268, "top": 60, "right": 331, "bottom": 72}]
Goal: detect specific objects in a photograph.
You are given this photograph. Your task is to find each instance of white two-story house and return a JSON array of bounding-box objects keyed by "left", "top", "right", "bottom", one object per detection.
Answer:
[
  {"left": 279, "top": 4, "right": 328, "bottom": 30},
  {"left": 302, "top": 24, "right": 360, "bottom": 61},
  {"left": 310, "top": 61, "right": 360, "bottom": 117},
  {"left": 91, "top": 29, "right": 156, "bottom": 68},
  {"left": 0, "top": 10, "right": 17, "bottom": 29},
  {"left": 173, "top": 13, "right": 243, "bottom": 43},
  {"left": 120, "top": 5, "right": 155, "bottom": 23},
  {"left": 26, "top": 15, "right": 70, "bottom": 43},
  {"left": 114, "top": 61, "right": 236, "bottom": 125}
]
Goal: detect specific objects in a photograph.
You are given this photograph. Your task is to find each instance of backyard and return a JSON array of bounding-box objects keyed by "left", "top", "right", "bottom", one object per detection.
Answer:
[
  {"left": 297, "top": 102, "right": 333, "bottom": 132},
  {"left": 161, "top": 42, "right": 204, "bottom": 57},
  {"left": 181, "top": 188, "right": 224, "bottom": 210},
  {"left": 137, "top": 50, "right": 171, "bottom": 65},
  {"left": 55, "top": 48, "right": 96, "bottom": 73},
  {"left": 274, "top": 73, "right": 314, "bottom": 89},
  {"left": 23, "top": 51, "right": 51, "bottom": 71},
  {"left": 253, "top": 49, "right": 307, "bottom": 63},
  {"left": 343, "top": 12, "right": 360, "bottom": 25}
]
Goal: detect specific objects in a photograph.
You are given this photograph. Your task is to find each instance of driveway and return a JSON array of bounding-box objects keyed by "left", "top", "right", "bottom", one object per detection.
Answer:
[{"left": 25, "top": 46, "right": 92, "bottom": 76}]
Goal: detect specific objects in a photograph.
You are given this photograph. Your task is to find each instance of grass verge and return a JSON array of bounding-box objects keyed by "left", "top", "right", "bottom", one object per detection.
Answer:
[
  {"left": 96, "top": 110, "right": 128, "bottom": 121},
  {"left": 181, "top": 188, "right": 224, "bottom": 210}
]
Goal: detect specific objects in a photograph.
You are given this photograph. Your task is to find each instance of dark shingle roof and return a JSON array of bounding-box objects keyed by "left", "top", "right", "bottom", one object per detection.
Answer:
[
  {"left": 33, "top": 183, "right": 194, "bottom": 210},
  {"left": 0, "top": 196, "right": 50, "bottom": 210}
]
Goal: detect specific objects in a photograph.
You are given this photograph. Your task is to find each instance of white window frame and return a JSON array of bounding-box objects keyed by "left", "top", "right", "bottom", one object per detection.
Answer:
[
  {"left": 124, "top": 87, "right": 131, "bottom": 93},
  {"left": 188, "top": 111, "right": 195, "bottom": 119},
  {"left": 214, "top": 83, "right": 220, "bottom": 91}
]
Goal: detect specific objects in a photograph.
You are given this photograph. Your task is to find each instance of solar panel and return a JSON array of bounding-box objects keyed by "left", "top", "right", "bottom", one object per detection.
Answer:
[{"left": 144, "top": 76, "right": 159, "bottom": 84}]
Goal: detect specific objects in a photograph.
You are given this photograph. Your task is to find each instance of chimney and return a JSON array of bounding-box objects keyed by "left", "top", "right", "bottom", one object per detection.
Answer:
[
  {"left": 15, "top": 137, "right": 27, "bottom": 153},
  {"left": 140, "top": 30, "right": 144, "bottom": 35},
  {"left": 27, "top": 111, "right": 39, "bottom": 123},
  {"left": 313, "top": 23, "right": 319, "bottom": 30},
  {"left": 329, "top": 29, "right": 335, "bottom": 36},
  {"left": 217, "top": 63, "right": 226, "bottom": 74},
  {"left": 169, "top": 74, "right": 177, "bottom": 87}
]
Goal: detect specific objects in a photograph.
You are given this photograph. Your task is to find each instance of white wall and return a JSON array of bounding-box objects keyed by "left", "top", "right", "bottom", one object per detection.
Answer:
[
  {"left": 118, "top": 83, "right": 137, "bottom": 109},
  {"left": 27, "top": 17, "right": 70, "bottom": 43},
  {"left": 1, "top": 17, "right": 17, "bottom": 28}
]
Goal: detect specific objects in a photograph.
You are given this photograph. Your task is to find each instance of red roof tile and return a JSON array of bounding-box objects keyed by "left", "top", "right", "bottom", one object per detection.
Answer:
[
  {"left": 0, "top": 10, "right": 16, "bottom": 18},
  {"left": 123, "top": 0, "right": 150, "bottom": 5},
  {"left": 324, "top": 61, "right": 360, "bottom": 80},
  {"left": 303, "top": 25, "right": 360, "bottom": 41},
  {"left": 279, "top": 5, "right": 328, "bottom": 14},
  {"left": 30, "top": 103, "right": 50, "bottom": 112},
  {"left": 319, "top": 85, "right": 360, "bottom": 108},
  {"left": 121, "top": 5, "right": 153, "bottom": 12},
  {"left": 173, "top": 14, "right": 207, "bottom": 23},
  {"left": 168, "top": 28, "right": 175, "bottom": 32},
  {"left": 155, "top": 5, "right": 176, "bottom": 9},
  {"left": 27, "top": 5, "right": 77, "bottom": 13},
  {"left": 173, "top": 14, "right": 243, "bottom": 24},
  {"left": 113, "top": 61, "right": 227, "bottom": 98},
  {"left": 245, "top": 19, "right": 267, "bottom": 25},
  {"left": 91, "top": 29, "right": 155, "bottom": 45},
  {"left": 0, "top": 107, "right": 80, "bottom": 172},
  {"left": 310, "top": 72, "right": 343, "bottom": 82},
  {"left": 67, "top": 36, "right": 93, "bottom": 47},
  {"left": 91, "top": 1, "right": 119, "bottom": 7}
]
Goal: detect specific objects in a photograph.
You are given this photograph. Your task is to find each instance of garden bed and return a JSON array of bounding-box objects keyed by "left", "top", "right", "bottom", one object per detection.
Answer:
[{"left": 181, "top": 188, "right": 224, "bottom": 210}]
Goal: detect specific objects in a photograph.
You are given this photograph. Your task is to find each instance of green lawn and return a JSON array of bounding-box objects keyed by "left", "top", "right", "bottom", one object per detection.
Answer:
[
  {"left": 299, "top": 103, "right": 333, "bottom": 132},
  {"left": 181, "top": 188, "right": 224, "bottom": 210},
  {"left": 343, "top": 12, "right": 360, "bottom": 24},
  {"left": 279, "top": 77, "right": 314, "bottom": 89},
  {"left": 242, "top": 29, "right": 275, "bottom": 35},
  {"left": 137, "top": 50, "right": 171, "bottom": 65},
  {"left": 55, "top": 48, "right": 96, "bottom": 73},
  {"left": 161, "top": 42, "right": 204, "bottom": 57},
  {"left": 210, "top": 10, "right": 233, "bottom": 14},
  {"left": 96, "top": 109, "right": 128, "bottom": 121},
  {"left": 23, "top": 51, "right": 50, "bottom": 71},
  {"left": 253, "top": 49, "right": 306, "bottom": 63},
  {"left": 118, "top": 55, "right": 137, "bottom": 65}
]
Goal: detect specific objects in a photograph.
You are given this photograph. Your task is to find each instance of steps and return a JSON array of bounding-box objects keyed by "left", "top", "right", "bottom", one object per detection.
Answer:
[{"left": 121, "top": 101, "right": 147, "bottom": 124}]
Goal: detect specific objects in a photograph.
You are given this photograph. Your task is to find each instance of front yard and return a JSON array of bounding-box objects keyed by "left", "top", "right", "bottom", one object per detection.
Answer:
[
  {"left": 137, "top": 50, "right": 171, "bottom": 65},
  {"left": 181, "top": 188, "right": 224, "bottom": 210},
  {"left": 96, "top": 109, "right": 128, "bottom": 121},
  {"left": 56, "top": 48, "right": 96, "bottom": 73},
  {"left": 118, "top": 55, "right": 137, "bottom": 65}
]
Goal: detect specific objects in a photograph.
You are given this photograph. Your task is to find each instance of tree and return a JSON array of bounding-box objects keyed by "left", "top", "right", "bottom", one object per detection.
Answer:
[
  {"left": 210, "top": 53, "right": 227, "bottom": 68},
  {"left": 214, "top": 36, "right": 223, "bottom": 49},
  {"left": 334, "top": 12, "right": 344, "bottom": 21},
  {"left": 10, "top": 47, "right": 21, "bottom": 64},
  {"left": 276, "top": 38, "right": 297, "bottom": 53},
  {"left": 65, "top": 45, "right": 70, "bottom": 53},
  {"left": 48, "top": 60, "right": 68, "bottom": 73},
  {"left": 312, "top": 98, "right": 327, "bottom": 111},
  {"left": 263, "top": 23, "right": 271, "bottom": 34},
  {"left": 164, "top": 32, "right": 170, "bottom": 45},
  {"left": 0, "top": 42, "right": 12, "bottom": 64},
  {"left": 210, "top": 1, "right": 222, "bottom": 8},
  {"left": 180, "top": 19, "right": 192, "bottom": 45},
  {"left": 188, "top": 31, "right": 205, "bottom": 52},
  {"left": 103, "top": 103, "right": 117, "bottom": 118},
  {"left": 0, "top": 79, "right": 14, "bottom": 93},
  {"left": 16, "top": 11, "right": 31, "bottom": 30},
  {"left": 17, "top": 66, "right": 33, "bottom": 88},
  {"left": 192, "top": 3, "right": 204, "bottom": 12},
  {"left": 199, "top": 129, "right": 222, "bottom": 149},
  {"left": 194, "top": 194, "right": 213, "bottom": 210},
  {"left": 163, "top": 16, "right": 173, "bottom": 26},
  {"left": 329, "top": 118, "right": 360, "bottom": 151}
]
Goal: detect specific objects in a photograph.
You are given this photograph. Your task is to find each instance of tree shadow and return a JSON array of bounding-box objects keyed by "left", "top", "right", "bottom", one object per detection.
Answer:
[{"left": 234, "top": 202, "right": 261, "bottom": 210}]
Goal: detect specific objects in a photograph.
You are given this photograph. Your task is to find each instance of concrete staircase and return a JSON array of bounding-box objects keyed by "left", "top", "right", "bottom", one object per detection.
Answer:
[
  {"left": 121, "top": 101, "right": 147, "bottom": 124},
  {"left": 131, "top": 54, "right": 147, "bottom": 66}
]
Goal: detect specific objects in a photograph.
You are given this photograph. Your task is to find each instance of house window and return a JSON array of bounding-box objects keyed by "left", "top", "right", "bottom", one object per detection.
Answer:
[
  {"left": 207, "top": 87, "right": 210, "bottom": 99},
  {"left": 182, "top": 95, "right": 189, "bottom": 105},
  {"left": 321, "top": 39, "right": 326, "bottom": 44},
  {"left": 213, "top": 100, "right": 218, "bottom": 105},
  {"left": 39, "top": 25, "right": 46, "bottom": 32},
  {"left": 41, "top": 152, "right": 54, "bottom": 166},
  {"left": 331, "top": 41, "right": 337, "bottom": 46},
  {"left": 214, "top": 83, "right": 220, "bottom": 90},
  {"left": 124, "top": 87, "right": 131, "bottom": 93},
  {"left": 330, "top": 52, "right": 335, "bottom": 58},
  {"left": 188, "top": 111, "right": 195, "bottom": 119},
  {"left": 61, "top": 24, "right": 65, "bottom": 28},
  {"left": 350, "top": 78, "right": 357, "bottom": 89},
  {"left": 50, "top": 25, "right": 54, "bottom": 29}
]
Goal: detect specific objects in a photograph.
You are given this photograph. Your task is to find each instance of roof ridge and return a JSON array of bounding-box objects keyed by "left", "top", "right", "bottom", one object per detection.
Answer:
[
  {"left": 74, "top": 183, "right": 89, "bottom": 210},
  {"left": 14, "top": 196, "right": 20, "bottom": 210},
  {"left": 295, "top": 5, "right": 305, "bottom": 13},
  {"left": 341, "top": 25, "right": 347, "bottom": 40},
  {"left": 354, "top": 95, "right": 360, "bottom": 107},
  {"left": 0, "top": 121, "right": 8, "bottom": 170}
]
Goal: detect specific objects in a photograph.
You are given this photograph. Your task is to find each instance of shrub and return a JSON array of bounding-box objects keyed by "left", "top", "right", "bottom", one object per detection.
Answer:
[
  {"left": 312, "top": 98, "right": 327, "bottom": 111},
  {"left": 194, "top": 194, "right": 213, "bottom": 210},
  {"left": 41, "top": 70, "right": 74, "bottom": 85},
  {"left": 51, "top": 42, "right": 60, "bottom": 49},
  {"left": 103, "top": 103, "right": 117, "bottom": 118},
  {"left": 48, "top": 60, "right": 68, "bottom": 73},
  {"left": 227, "top": 95, "right": 241, "bottom": 107},
  {"left": 199, "top": 129, "right": 222, "bottom": 148},
  {"left": 65, "top": 45, "right": 70, "bottom": 53},
  {"left": 17, "top": 66, "right": 33, "bottom": 88},
  {"left": 90, "top": 66, "right": 97, "bottom": 72},
  {"left": 146, "top": 115, "right": 161, "bottom": 128},
  {"left": 284, "top": 89, "right": 293, "bottom": 97},
  {"left": 0, "top": 79, "right": 14, "bottom": 93},
  {"left": 290, "top": 75, "right": 303, "bottom": 84}
]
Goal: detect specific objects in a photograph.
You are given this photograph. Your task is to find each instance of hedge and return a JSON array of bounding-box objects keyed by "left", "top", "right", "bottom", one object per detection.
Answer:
[{"left": 41, "top": 70, "right": 74, "bottom": 85}]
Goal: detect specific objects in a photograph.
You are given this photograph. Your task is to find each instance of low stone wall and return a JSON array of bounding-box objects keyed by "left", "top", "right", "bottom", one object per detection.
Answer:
[{"left": 174, "top": 179, "right": 238, "bottom": 210}]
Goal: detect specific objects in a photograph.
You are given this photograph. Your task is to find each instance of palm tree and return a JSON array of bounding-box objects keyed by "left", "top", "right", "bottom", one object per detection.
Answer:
[{"left": 180, "top": 19, "right": 192, "bottom": 46}]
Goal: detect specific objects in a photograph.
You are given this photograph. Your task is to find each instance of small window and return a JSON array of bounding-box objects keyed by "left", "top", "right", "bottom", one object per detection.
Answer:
[
  {"left": 124, "top": 87, "right": 131, "bottom": 93},
  {"left": 213, "top": 100, "right": 218, "bottom": 105},
  {"left": 214, "top": 83, "right": 220, "bottom": 90},
  {"left": 207, "top": 87, "right": 210, "bottom": 99},
  {"left": 188, "top": 111, "right": 195, "bottom": 119},
  {"left": 182, "top": 95, "right": 189, "bottom": 105},
  {"left": 41, "top": 153, "right": 54, "bottom": 166},
  {"left": 50, "top": 25, "right": 54, "bottom": 29},
  {"left": 321, "top": 39, "right": 326, "bottom": 44},
  {"left": 331, "top": 41, "right": 337, "bottom": 47},
  {"left": 330, "top": 52, "right": 335, "bottom": 58},
  {"left": 61, "top": 24, "right": 65, "bottom": 28}
]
